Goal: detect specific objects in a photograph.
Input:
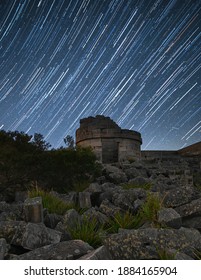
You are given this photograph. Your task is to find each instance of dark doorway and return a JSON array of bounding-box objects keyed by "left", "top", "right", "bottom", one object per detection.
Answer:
[{"left": 102, "top": 139, "right": 118, "bottom": 163}]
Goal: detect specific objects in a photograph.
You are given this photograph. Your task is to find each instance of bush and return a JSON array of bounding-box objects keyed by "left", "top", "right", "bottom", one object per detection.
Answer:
[
  {"left": 0, "top": 129, "right": 100, "bottom": 195},
  {"left": 105, "top": 211, "right": 142, "bottom": 233},
  {"left": 68, "top": 216, "right": 104, "bottom": 248},
  {"left": 37, "top": 146, "right": 101, "bottom": 192},
  {"left": 139, "top": 192, "right": 163, "bottom": 224},
  {"left": 28, "top": 187, "right": 74, "bottom": 215}
]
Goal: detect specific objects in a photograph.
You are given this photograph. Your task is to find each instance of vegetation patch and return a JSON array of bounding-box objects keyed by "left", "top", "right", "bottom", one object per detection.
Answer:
[
  {"left": 156, "top": 247, "right": 176, "bottom": 260},
  {"left": 68, "top": 216, "right": 104, "bottom": 248},
  {"left": 193, "top": 249, "right": 201, "bottom": 260},
  {"left": 139, "top": 192, "right": 163, "bottom": 224},
  {"left": 105, "top": 210, "right": 142, "bottom": 233},
  {"left": 0, "top": 130, "right": 100, "bottom": 194},
  {"left": 28, "top": 187, "right": 74, "bottom": 215}
]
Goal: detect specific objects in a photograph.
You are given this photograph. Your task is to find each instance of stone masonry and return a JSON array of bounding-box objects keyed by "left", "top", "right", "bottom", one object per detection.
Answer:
[{"left": 76, "top": 115, "right": 142, "bottom": 163}]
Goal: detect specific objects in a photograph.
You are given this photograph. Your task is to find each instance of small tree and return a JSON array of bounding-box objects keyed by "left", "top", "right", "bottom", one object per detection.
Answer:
[
  {"left": 64, "top": 135, "right": 74, "bottom": 149},
  {"left": 32, "top": 133, "right": 51, "bottom": 151}
]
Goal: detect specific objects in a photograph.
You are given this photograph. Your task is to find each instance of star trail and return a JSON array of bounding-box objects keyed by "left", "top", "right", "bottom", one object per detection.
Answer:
[{"left": 0, "top": 0, "right": 200, "bottom": 150}]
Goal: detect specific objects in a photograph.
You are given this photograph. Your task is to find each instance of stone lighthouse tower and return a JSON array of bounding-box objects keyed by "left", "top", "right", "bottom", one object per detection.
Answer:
[{"left": 76, "top": 115, "right": 142, "bottom": 163}]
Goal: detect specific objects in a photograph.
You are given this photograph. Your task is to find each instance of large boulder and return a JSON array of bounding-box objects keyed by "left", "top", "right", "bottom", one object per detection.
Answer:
[
  {"left": 55, "top": 222, "right": 72, "bottom": 241},
  {"left": 123, "top": 167, "right": 141, "bottom": 180},
  {"left": 44, "top": 213, "right": 63, "bottom": 229},
  {"left": 112, "top": 188, "right": 146, "bottom": 212},
  {"left": 99, "top": 200, "right": 124, "bottom": 217},
  {"left": 181, "top": 217, "right": 201, "bottom": 230},
  {"left": 85, "top": 183, "right": 103, "bottom": 193},
  {"left": 11, "top": 222, "right": 61, "bottom": 250},
  {"left": 87, "top": 182, "right": 118, "bottom": 207},
  {"left": 107, "top": 172, "right": 127, "bottom": 184},
  {"left": 14, "top": 240, "right": 93, "bottom": 260},
  {"left": 63, "top": 209, "right": 81, "bottom": 229},
  {"left": 163, "top": 186, "right": 198, "bottom": 207},
  {"left": 103, "top": 165, "right": 128, "bottom": 184},
  {"left": 0, "top": 221, "right": 25, "bottom": 242},
  {"left": 0, "top": 201, "right": 24, "bottom": 221},
  {"left": 157, "top": 208, "right": 182, "bottom": 229},
  {"left": 175, "top": 198, "right": 201, "bottom": 218},
  {"left": 82, "top": 208, "right": 108, "bottom": 226},
  {"left": 104, "top": 227, "right": 201, "bottom": 259}
]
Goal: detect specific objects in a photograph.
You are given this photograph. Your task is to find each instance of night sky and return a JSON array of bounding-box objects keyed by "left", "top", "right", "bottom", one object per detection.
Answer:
[{"left": 0, "top": 0, "right": 200, "bottom": 150}]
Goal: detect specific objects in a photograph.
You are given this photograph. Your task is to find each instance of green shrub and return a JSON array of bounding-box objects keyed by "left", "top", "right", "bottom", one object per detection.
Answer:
[
  {"left": 139, "top": 192, "right": 162, "bottom": 224},
  {"left": 28, "top": 187, "right": 74, "bottom": 215},
  {"left": 0, "top": 129, "right": 100, "bottom": 194},
  {"left": 105, "top": 211, "right": 142, "bottom": 233},
  {"left": 68, "top": 216, "right": 104, "bottom": 248}
]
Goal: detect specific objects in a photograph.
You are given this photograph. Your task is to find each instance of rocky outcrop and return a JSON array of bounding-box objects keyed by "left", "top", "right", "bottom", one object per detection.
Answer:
[
  {"left": 103, "top": 227, "right": 201, "bottom": 260},
  {"left": 0, "top": 157, "right": 200, "bottom": 260}
]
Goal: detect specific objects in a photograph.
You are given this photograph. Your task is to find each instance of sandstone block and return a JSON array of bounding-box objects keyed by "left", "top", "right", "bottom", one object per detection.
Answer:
[
  {"left": 78, "top": 192, "right": 91, "bottom": 208},
  {"left": 24, "top": 197, "right": 43, "bottom": 223}
]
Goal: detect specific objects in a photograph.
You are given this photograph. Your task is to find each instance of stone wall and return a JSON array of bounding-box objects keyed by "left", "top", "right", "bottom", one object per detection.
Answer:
[{"left": 141, "top": 150, "right": 180, "bottom": 160}]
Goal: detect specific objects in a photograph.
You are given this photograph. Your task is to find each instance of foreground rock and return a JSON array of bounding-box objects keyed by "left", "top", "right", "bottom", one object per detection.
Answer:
[
  {"left": 13, "top": 240, "right": 93, "bottom": 260},
  {"left": 0, "top": 221, "right": 25, "bottom": 243},
  {"left": 157, "top": 208, "right": 182, "bottom": 229},
  {"left": 175, "top": 198, "right": 201, "bottom": 218},
  {"left": 11, "top": 222, "right": 61, "bottom": 250},
  {"left": 104, "top": 227, "right": 201, "bottom": 260},
  {"left": 1, "top": 156, "right": 200, "bottom": 260},
  {"left": 78, "top": 245, "right": 112, "bottom": 260}
]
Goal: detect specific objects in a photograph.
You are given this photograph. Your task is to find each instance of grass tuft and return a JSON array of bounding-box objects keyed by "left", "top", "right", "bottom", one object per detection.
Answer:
[
  {"left": 28, "top": 187, "right": 74, "bottom": 215},
  {"left": 105, "top": 210, "right": 142, "bottom": 233},
  {"left": 139, "top": 192, "right": 162, "bottom": 224},
  {"left": 156, "top": 247, "right": 176, "bottom": 260},
  {"left": 68, "top": 216, "right": 104, "bottom": 248},
  {"left": 193, "top": 249, "right": 201, "bottom": 260}
]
